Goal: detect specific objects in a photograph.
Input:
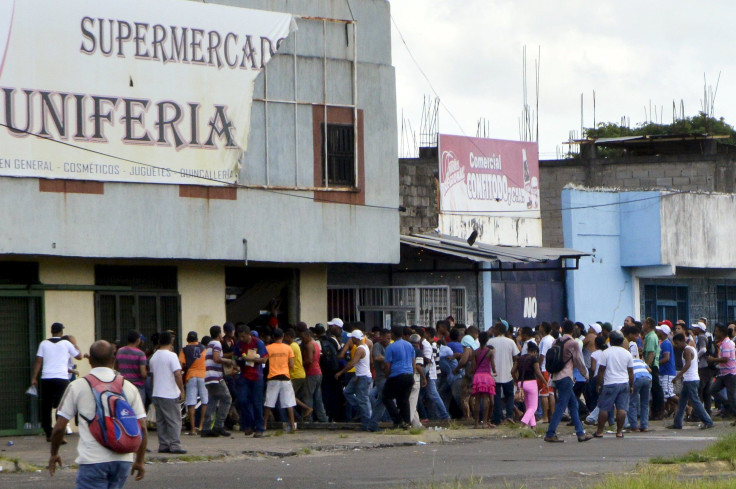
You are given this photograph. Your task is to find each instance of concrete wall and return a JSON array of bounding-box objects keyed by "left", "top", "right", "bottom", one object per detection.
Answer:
[
  {"left": 299, "top": 264, "right": 328, "bottom": 326},
  {"left": 399, "top": 156, "right": 439, "bottom": 235},
  {"left": 0, "top": 0, "right": 399, "bottom": 265},
  {"left": 660, "top": 192, "right": 736, "bottom": 268},
  {"left": 179, "top": 263, "right": 227, "bottom": 339},
  {"left": 541, "top": 152, "right": 735, "bottom": 247},
  {"left": 39, "top": 259, "right": 96, "bottom": 377}
]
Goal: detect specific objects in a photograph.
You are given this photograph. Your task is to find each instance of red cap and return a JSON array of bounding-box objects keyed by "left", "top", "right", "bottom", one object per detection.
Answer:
[{"left": 657, "top": 320, "right": 673, "bottom": 328}]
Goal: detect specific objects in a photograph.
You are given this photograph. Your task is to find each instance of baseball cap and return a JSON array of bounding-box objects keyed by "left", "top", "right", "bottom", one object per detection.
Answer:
[
  {"left": 409, "top": 334, "right": 421, "bottom": 344},
  {"left": 655, "top": 325, "right": 671, "bottom": 336},
  {"left": 327, "top": 318, "right": 344, "bottom": 328},
  {"left": 51, "top": 322, "right": 65, "bottom": 334},
  {"left": 349, "top": 330, "right": 364, "bottom": 340},
  {"left": 589, "top": 323, "right": 602, "bottom": 334},
  {"left": 498, "top": 318, "right": 510, "bottom": 330},
  {"left": 186, "top": 331, "right": 198, "bottom": 342},
  {"left": 692, "top": 322, "right": 707, "bottom": 332},
  {"left": 312, "top": 323, "right": 326, "bottom": 335},
  {"left": 601, "top": 322, "right": 613, "bottom": 332},
  {"left": 658, "top": 320, "right": 673, "bottom": 329}
]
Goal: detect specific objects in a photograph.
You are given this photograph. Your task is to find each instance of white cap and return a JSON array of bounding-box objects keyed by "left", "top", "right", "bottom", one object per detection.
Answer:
[
  {"left": 589, "top": 323, "right": 602, "bottom": 335},
  {"left": 655, "top": 325, "right": 671, "bottom": 336},
  {"left": 692, "top": 322, "right": 707, "bottom": 332},
  {"left": 327, "top": 318, "right": 344, "bottom": 328},
  {"left": 349, "top": 330, "right": 364, "bottom": 340}
]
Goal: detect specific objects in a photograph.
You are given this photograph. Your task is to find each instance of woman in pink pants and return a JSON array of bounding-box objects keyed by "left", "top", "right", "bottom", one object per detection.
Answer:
[{"left": 512, "top": 342, "right": 546, "bottom": 428}]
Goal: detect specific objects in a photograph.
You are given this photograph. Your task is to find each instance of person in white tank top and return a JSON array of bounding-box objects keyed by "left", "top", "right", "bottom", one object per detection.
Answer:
[
  {"left": 669, "top": 334, "right": 713, "bottom": 429},
  {"left": 334, "top": 330, "right": 373, "bottom": 430}
]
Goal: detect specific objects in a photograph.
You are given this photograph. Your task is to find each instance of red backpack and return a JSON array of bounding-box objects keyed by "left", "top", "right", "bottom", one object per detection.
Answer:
[{"left": 81, "top": 374, "right": 142, "bottom": 454}]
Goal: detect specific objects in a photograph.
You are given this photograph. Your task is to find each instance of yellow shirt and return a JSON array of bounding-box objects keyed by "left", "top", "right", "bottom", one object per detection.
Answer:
[{"left": 290, "top": 342, "right": 306, "bottom": 379}]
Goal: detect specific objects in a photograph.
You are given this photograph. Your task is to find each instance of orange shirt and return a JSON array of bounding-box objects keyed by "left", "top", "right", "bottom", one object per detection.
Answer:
[
  {"left": 179, "top": 343, "right": 206, "bottom": 382},
  {"left": 266, "top": 342, "right": 294, "bottom": 379}
]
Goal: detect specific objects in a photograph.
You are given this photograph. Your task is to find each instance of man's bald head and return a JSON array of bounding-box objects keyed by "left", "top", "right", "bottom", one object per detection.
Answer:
[{"left": 89, "top": 340, "right": 115, "bottom": 368}]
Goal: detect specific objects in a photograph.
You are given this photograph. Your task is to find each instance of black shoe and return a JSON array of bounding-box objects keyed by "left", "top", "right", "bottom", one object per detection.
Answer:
[
  {"left": 170, "top": 449, "right": 187, "bottom": 454},
  {"left": 200, "top": 430, "right": 220, "bottom": 437},
  {"left": 158, "top": 448, "right": 171, "bottom": 453},
  {"left": 666, "top": 424, "right": 682, "bottom": 430},
  {"left": 214, "top": 428, "right": 231, "bottom": 437}
]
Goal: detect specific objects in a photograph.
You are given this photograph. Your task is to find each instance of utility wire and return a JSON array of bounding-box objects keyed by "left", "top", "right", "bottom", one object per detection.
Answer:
[
  {"left": 0, "top": 120, "right": 692, "bottom": 214},
  {"left": 390, "top": 13, "right": 528, "bottom": 191}
]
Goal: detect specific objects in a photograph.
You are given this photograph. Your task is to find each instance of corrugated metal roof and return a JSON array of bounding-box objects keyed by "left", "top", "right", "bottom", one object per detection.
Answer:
[{"left": 400, "top": 234, "right": 589, "bottom": 264}]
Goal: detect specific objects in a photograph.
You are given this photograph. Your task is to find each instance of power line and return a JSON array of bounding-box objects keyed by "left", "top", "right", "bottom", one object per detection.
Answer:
[{"left": 389, "top": 14, "right": 528, "bottom": 191}]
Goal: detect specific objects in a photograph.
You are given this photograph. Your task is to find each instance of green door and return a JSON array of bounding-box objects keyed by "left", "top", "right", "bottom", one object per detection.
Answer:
[{"left": 0, "top": 295, "right": 43, "bottom": 434}]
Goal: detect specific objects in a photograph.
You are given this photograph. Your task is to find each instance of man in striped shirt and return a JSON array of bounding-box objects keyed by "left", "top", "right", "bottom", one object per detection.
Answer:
[
  {"left": 115, "top": 330, "right": 148, "bottom": 404},
  {"left": 707, "top": 323, "right": 736, "bottom": 420},
  {"left": 201, "top": 325, "right": 234, "bottom": 437}
]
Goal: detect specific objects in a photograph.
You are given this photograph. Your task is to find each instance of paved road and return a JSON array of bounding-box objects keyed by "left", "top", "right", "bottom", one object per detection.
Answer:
[{"left": 0, "top": 427, "right": 725, "bottom": 489}]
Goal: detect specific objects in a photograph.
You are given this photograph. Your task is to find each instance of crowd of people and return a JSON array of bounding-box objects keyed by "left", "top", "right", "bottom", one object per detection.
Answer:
[{"left": 33, "top": 315, "right": 736, "bottom": 458}]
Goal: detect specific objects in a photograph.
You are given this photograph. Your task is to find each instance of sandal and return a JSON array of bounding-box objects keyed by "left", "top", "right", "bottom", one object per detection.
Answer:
[
  {"left": 593, "top": 433, "right": 604, "bottom": 438},
  {"left": 616, "top": 432, "right": 624, "bottom": 439}
]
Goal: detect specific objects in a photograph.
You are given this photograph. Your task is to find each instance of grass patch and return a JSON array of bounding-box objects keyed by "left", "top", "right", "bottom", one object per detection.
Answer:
[
  {"left": 338, "top": 433, "right": 349, "bottom": 439},
  {"left": 0, "top": 456, "right": 43, "bottom": 473},
  {"left": 650, "top": 431, "right": 736, "bottom": 466},
  {"left": 446, "top": 421, "right": 462, "bottom": 431},
  {"left": 272, "top": 430, "right": 285, "bottom": 437},
  {"left": 170, "top": 454, "right": 218, "bottom": 463},
  {"left": 588, "top": 471, "right": 736, "bottom": 489},
  {"left": 517, "top": 428, "right": 538, "bottom": 439},
  {"left": 300, "top": 447, "right": 312, "bottom": 455},
  {"left": 408, "top": 427, "right": 425, "bottom": 435}
]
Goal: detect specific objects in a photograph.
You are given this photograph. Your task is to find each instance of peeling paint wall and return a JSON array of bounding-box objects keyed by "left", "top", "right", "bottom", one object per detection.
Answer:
[{"left": 660, "top": 192, "right": 736, "bottom": 268}]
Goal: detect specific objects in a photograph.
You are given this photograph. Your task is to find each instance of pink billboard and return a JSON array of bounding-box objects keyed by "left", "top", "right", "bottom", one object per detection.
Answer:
[{"left": 438, "top": 135, "right": 540, "bottom": 217}]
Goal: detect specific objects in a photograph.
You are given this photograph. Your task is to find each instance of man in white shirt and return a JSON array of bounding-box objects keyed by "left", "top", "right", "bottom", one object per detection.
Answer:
[
  {"left": 420, "top": 329, "right": 451, "bottom": 421},
  {"left": 49, "top": 340, "right": 147, "bottom": 488},
  {"left": 149, "top": 331, "right": 186, "bottom": 454},
  {"left": 594, "top": 331, "right": 634, "bottom": 439},
  {"left": 31, "top": 322, "right": 83, "bottom": 441},
  {"left": 488, "top": 321, "right": 520, "bottom": 424}
]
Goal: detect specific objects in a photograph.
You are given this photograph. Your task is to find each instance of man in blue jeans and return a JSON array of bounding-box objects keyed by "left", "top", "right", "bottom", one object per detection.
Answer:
[
  {"left": 488, "top": 321, "right": 520, "bottom": 424},
  {"left": 336, "top": 330, "right": 373, "bottom": 430},
  {"left": 627, "top": 358, "right": 652, "bottom": 431},
  {"left": 668, "top": 333, "right": 714, "bottom": 430},
  {"left": 367, "top": 329, "right": 392, "bottom": 431},
  {"left": 545, "top": 321, "right": 593, "bottom": 443},
  {"left": 233, "top": 325, "right": 268, "bottom": 437},
  {"left": 421, "top": 331, "right": 451, "bottom": 421}
]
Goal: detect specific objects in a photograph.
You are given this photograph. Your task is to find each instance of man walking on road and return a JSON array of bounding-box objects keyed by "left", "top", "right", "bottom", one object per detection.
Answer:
[
  {"left": 594, "top": 331, "right": 634, "bottom": 439},
  {"left": 335, "top": 329, "right": 372, "bottom": 430},
  {"left": 544, "top": 321, "right": 592, "bottom": 443},
  {"left": 201, "top": 325, "right": 234, "bottom": 437},
  {"left": 31, "top": 322, "right": 83, "bottom": 442},
  {"left": 49, "top": 340, "right": 147, "bottom": 488},
  {"left": 149, "top": 331, "right": 186, "bottom": 454},
  {"left": 642, "top": 317, "right": 664, "bottom": 419},
  {"left": 382, "top": 326, "right": 416, "bottom": 429},
  {"left": 668, "top": 333, "right": 714, "bottom": 430}
]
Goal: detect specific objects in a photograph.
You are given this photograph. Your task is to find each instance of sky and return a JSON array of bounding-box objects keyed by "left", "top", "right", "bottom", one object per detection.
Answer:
[{"left": 389, "top": 0, "right": 735, "bottom": 159}]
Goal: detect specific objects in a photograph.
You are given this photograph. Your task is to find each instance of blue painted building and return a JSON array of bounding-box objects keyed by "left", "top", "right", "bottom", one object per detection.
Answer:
[{"left": 563, "top": 187, "right": 736, "bottom": 327}]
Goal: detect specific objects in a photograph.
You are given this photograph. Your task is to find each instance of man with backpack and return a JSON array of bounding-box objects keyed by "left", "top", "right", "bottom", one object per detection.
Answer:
[
  {"left": 179, "top": 331, "right": 208, "bottom": 435},
  {"left": 49, "top": 340, "right": 147, "bottom": 487},
  {"left": 692, "top": 321, "right": 714, "bottom": 418},
  {"left": 544, "top": 321, "right": 593, "bottom": 443}
]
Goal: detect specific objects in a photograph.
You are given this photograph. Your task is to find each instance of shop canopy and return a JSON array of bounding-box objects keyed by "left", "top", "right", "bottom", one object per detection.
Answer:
[{"left": 400, "top": 234, "right": 589, "bottom": 269}]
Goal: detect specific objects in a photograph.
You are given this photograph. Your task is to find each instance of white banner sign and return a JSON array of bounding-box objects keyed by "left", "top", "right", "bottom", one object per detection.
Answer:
[{"left": 0, "top": 0, "right": 295, "bottom": 185}]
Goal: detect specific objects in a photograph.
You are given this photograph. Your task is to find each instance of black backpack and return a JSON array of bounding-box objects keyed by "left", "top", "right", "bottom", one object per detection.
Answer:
[
  {"left": 706, "top": 335, "right": 718, "bottom": 371},
  {"left": 182, "top": 343, "right": 204, "bottom": 374},
  {"left": 319, "top": 337, "right": 340, "bottom": 374},
  {"left": 545, "top": 337, "right": 571, "bottom": 374}
]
